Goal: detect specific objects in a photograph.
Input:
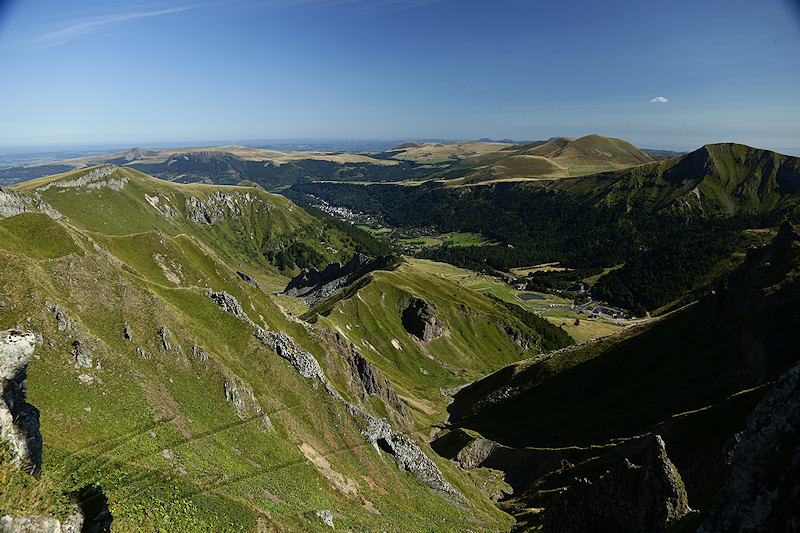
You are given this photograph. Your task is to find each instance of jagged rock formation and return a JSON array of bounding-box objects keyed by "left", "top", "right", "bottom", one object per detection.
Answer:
[
  {"left": 503, "top": 325, "right": 530, "bottom": 351},
  {"left": 207, "top": 290, "right": 458, "bottom": 496},
  {"left": 0, "top": 188, "right": 28, "bottom": 218},
  {"left": 206, "top": 291, "right": 249, "bottom": 319},
  {"left": 223, "top": 375, "right": 273, "bottom": 431},
  {"left": 143, "top": 194, "right": 178, "bottom": 218},
  {"left": 0, "top": 188, "right": 61, "bottom": 220},
  {"left": 45, "top": 301, "right": 73, "bottom": 332},
  {"left": 349, "top": 407, "right": 457, "bottom": 496},
  {"left": 71, "top": 340, "right": 92, "bottom": 368},
  {"left": 315, "top": 510, "right": 334, "bottom": 528},
  {"left": 184, "top": 191, "right": 274, "bottom": 224},
  {"left": 236, "top": 270, "right": 260, "bottom": 289},
  {"left": 321, "top": 328, "right": 409, "bottom": 422},
  {"left": 541, "top": 435, "right": 690, "bottom": 533},
  {"left": 0, "top": 330, "right": 43, "bottom": 475},
  {"left": 401, "top": 297, "right": 448, "bottom": 342},
  {"left": 283, "top": 253, "right": 371, "bottom": 306},
  {"left": 700, "top": 363, "right": 800, "bottom": 532},
  {"left": 192, "top": 345, "right": 208, "bottom": 361},
  {"left": 37, "top": 165, "right": 124, "bottom": 192},
  {"left": 255, "top": 329, "right": 326, "bottom": 381}
]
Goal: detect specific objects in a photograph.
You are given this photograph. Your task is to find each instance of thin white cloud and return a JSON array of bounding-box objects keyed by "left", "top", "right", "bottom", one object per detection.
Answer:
[
  {"left": 19, "top": 0, "right": 438, "bottom": 49},
  {"left": 650, "top": 96, "right": 669, "bottom": 104},
  {"left": 25, "top": 5, "right": 197, "bottom": 49}
]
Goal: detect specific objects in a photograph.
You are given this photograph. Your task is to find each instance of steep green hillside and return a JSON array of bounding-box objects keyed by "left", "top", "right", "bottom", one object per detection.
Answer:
[
  {"left": 303, "top": 259, "right": 573, "bottom": 430},
  {"left": 0, "top": 165, "right": 517, "bottom": 531},
  {"left": 552, "top": 143, "right": 800, "bottom": 215}
]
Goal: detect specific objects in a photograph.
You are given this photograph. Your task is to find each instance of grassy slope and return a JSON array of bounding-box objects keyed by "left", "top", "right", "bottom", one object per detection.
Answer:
[
  {"left": 0, "top": 166, "right": 513, "bottom": 532},
  {"left": 308, "top": 259, "right": 573, "bottom": 432},
  {"left": 546, "top": 143, "right": 800, "bottom": 216},
  {"left": 435, "top": 135, "right": 655, "bottom": 185}
]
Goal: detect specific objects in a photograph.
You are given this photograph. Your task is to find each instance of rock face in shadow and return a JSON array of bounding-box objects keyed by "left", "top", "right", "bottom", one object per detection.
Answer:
[
  {"left": 401, "top": 298, "right": 448, "bottom": 342},
  {"left": 541, "top": 435, "right": 690, "bottom": 533},
  {"left": 282, "top": 253, "right": 371, "bottom": 306},
  {"left": 699, "top": 363, "right": 800, "bottom": 533},
  {"left": 0, "top": 330, "right": 42, "bottom": 476}
]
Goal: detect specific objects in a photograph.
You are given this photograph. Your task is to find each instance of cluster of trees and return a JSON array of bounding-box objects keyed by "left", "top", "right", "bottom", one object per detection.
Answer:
[
  {"left": 288, "top": 181, "right": 787, "bottom": 312},
  {"left": 263, "top": 242, "right": 326, "bottom": 272}
]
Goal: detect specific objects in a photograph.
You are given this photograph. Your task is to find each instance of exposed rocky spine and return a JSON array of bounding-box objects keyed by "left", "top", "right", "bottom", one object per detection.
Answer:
[
  {"left": 236, "top": 270, "right": 261, "bottom": 289},
  {"left": 45, "top": 301, "right": 73, "bottom": 333},
  {"left": 321, "top": 328, "right": 409, "bottom": 422},
  {"left": 37, "top": 165, "right": 123, "bottom": 192},
  {"left": 185, "top": 191, "right": 274, "bottom": 225},
  {"left": 0, "top": 330, "right": 43, "bottom": 475},
  {"left": 205, "top": 291, "right": 249, "bottom": 319},
  {"left": 401, "top": 297, "right": 448, "bottom": 342}
]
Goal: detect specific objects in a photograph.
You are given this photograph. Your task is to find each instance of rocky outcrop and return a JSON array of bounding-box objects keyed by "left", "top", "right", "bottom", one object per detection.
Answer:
[
  {"left": 185, "top": 191, "right": 274, "bottom": 225},
  {"left": 504, "top": 324, "right": 530, "bottom": 351},
  {"left": 71, "top": 340, "right": 92, "bottom": 369},
  {"left": 236, "top": 271, "right": 260, "bottom": 289},
  {"left": 699, "top": 363, "right": 800, "bottom": 533},
  {"left": 191, "top": 345, "right": 208, "bottom": 362},
  {"left": 223, "top": 375, "right": 273, "bottom": 431},
  {"left": 283, "top": 253, "right": 372, "bottom": 306},
  {"left": 542, "top": 435, "right": 690, "bottom": 533},
  {"left": 206, "top": 291, "right": 249, "bottom": 319},
  {"left": 348, "top": 407, "right": 458, "bottom": 496},
  {"left": 37, "top": 165, "right": 123, "bottom": 192},
  {"left": 255, "top": 329, "right": 326, "bottom": 381},
  {"left": 45, "top": 301, "right": 73, "bottom": 332},
  {"left": 401, "top": 298, "right": 448, "bottom": 342},
  {"left": 0, "top": 330, "right": 42, "bottom": 475},
  {"left": 315, "top": 510, "right": 334, "bottom": 529},
  {"left": 143, "top": 195, "right": 177, "bottom": 218},
  {"left": 0, "top": 189, "right": 29, "bottom": 218},
  {"left": 321, "top": 329, "right": 409, "bottom": 422}
]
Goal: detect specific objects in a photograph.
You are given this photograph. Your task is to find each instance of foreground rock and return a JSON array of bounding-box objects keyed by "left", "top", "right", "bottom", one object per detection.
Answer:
[
  {"left": 0, "top": 330, "right": 42, "bottom": 475},
  {"left": 401, "top": 297, "right": 448, "bottom": 342},
  {"left": 700, "top": 363, "right": 800, "bottom": 532},
  {"left": 542, "top": 435, "right": 690, "bottom": 532}
]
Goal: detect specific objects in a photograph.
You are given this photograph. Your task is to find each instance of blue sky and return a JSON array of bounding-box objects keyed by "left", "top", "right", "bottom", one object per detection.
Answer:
[{"left": 0, "top": 0, "right": 798, "bottom": 153}]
